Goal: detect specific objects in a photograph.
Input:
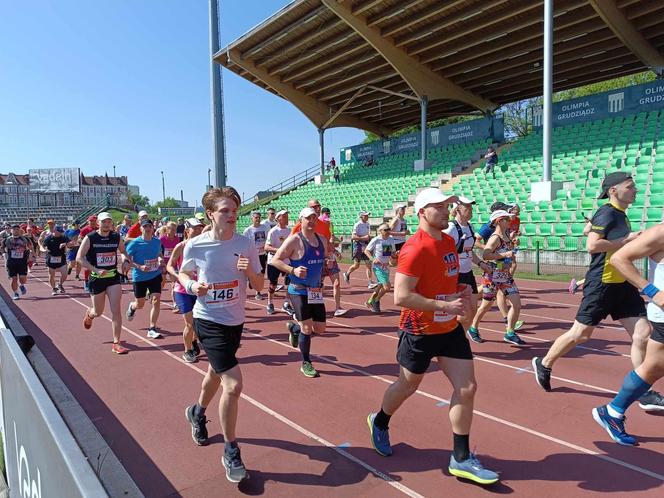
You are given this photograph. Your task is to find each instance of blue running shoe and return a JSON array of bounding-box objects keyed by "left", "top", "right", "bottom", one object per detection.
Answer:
[
  {"left": 367, "top": 413, "right": 392, "bottom": 456},
  {"left": 592, "top": 405, "right": 637, "bottom": 446},
  {"left": 449, "top": 453, "right": 499, "bottom": 485},
  {"left": 467, "top": 327, "right": 484, "bottom": 344}
]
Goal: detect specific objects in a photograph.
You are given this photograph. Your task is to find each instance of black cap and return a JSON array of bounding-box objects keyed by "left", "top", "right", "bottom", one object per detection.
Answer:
[
  {"left": 598, "top": 172, "right": 632, "bottom": 199},
  {"left": 140, "top": 218, "right": 154, "bottom": 227},
  {"left": 490, "top": 201, "right": 509, "bottom": 212}
]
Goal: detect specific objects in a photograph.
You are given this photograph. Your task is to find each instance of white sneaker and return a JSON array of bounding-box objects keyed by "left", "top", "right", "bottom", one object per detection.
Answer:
[
  {"left": 275, "top": 284, "right": 284, "bottom": 292},
  {"left": 333, "top": 308, "right": 348, "bottom": 317},
  {"left": 147, "top": 328, "right": 162, "bottom": 339},
  {"left": 368, "top": 282, "right": 379, "bottom": 289},
  {"left": 13, "top": 293, "right": 19, "bottom": 300}
]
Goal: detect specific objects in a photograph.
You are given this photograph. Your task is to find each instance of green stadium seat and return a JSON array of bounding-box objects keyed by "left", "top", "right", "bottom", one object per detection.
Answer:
[
  {"left": 570, "top": 223, "right": 587, "bottom": 236},
  {"left": 546, "top": 236, "right": 562, "bottom": 251}
]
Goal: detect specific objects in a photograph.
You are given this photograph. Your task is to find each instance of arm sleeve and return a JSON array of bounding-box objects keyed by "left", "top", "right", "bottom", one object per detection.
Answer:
[
  {"left": 589, "top": 208, "right": 612, "bottom": 237},
  {"left": 396, "top": 243, "right": 422, "bottom": 278},
  {"left": 366, "top": 237, "right": 377, "bottom": 254}
]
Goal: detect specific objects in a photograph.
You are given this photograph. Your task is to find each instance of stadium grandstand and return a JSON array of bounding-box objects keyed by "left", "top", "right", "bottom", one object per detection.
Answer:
[{"left": 0, "top": 169, "right": 132, "bottom": 225}]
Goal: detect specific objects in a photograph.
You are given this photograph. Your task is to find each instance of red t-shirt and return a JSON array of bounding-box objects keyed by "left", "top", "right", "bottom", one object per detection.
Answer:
[
  {"left": 79, "top": 225, "right": 96, "bottom": 238},
  {"left": 126, "top": 222, "right": 142, "bottom": 239},
  {"left": 291, "top": 217, "right": 331, "bottom": 241},
  {"left": 509, "top": 216, "right": 521, "bottom": 234},
  {"left": 397, "top": 229, "right": 460, "bottom": 335}
]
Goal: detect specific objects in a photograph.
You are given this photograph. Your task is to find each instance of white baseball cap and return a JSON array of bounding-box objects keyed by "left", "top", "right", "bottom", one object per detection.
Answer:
[
  {"left": 299, "top": 207, "right": 317, "bottom": 219},
  {"left": 185, "top": 217, "right": 203, "bottom": 228},
  {"left": 489, "top": 210, "right": 515, "bottom": 223},
  {"left": 456, "top": 196, "right": 476, "bottom": 205},
  {"left": 138, "top": 210, "right": 148, "bottom": 218},
  {"left": 414, "top": 188, "right": 458, "bottom": 212},
  {"left": 276, "top": 209, "right": 288, "bottom": 218},
  {"left": 359, "top": 211, "right": 371, "bottom": 217},
  {"left": 98, "top": 212, "right": 112, "bottom": 222}
]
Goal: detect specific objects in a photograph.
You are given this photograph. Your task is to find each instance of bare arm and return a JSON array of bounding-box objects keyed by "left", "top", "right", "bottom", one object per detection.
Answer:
[
  {"left": 394, "top": 273, "right": 466, "bottom": 314},
  {"left": 76, "top": 236, "right": 95, "bottom": 273},
  {"left": 586, "top": 231, "right": 640, "bottom": 254},
  {"left": 166, "top": 241, "right": 185, "bottom": 279},
  {"left": 483, "top": 234, "right": 513, "bottom": 261},
  {"left": 271, "top": 235, "right": 308, "bottom": 278}
]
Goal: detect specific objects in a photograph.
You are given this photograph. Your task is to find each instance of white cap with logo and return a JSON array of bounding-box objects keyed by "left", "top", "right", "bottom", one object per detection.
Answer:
[
  {"left": 98, "top": 212, "right": 113, "bottom": 222},
  {"left": 299, "top": 207, "right": 317, "bottom": 219},
  {"left": 413, "top": 188, "right": 458, "bottom": 212},
  {"left": 489, "top": 210, "right": 515, "bottom": 223}
]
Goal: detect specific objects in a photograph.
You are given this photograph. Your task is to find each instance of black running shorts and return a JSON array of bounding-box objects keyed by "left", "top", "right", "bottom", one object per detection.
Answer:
[
  {"left": 259, "top": 254, "right": 268, "bottom": 274},
  {"left": 194, "top": 318, "right": 243, "bottom": 373},
  {"left": 575, "top": 280, "right": 646, "bottom": 326},
  {"left": 6, "top": 261, "right": 28, "bottom": 278},
  {"left": 458, "top": 270, "right": 478, "bottom": 294},
  {"left": 651, "top": 321, "right": 664, "bottom": 345},
  {"left": 89, "top": 274, "right": 122, "bottom": 295},
  {"left": 289, "top": 293, "right": 326, "bottom": 323},
  {"left": 267, "top": 264, "right": 289, "bottom": 286},
  {"left": 133, "top": 274, "right": 162, "bottom": 299},
  {"left": 396, "top": 324, "right": 473, "bottom": 375}
]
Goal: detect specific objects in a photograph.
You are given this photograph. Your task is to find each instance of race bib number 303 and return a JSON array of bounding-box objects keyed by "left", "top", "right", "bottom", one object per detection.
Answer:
[
  {"left": 206, "top": 280, "right": 240, "bottom": 308},
  {"left": 96, "top": 252, "right": 116, "bottom": 267}
]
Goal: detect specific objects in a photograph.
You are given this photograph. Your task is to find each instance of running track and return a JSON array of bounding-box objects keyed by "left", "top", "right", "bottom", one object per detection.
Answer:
[{"left": 2, "top": 265, "right": 663, "bottom": 497}]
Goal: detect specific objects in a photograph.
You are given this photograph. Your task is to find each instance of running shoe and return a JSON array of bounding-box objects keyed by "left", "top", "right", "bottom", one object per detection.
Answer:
[
  {"left": 255, "top": 292, "right": 264, "bottom": 300},
  {"left": 126, "top": 302, "right": 135, "bottom": 321},
  {"left": 568, "top": 278, "right": 579, "bottom": 294},
  {"left": 514, "top": 320, "right": 525, "bottom": 331},
  {"left": 638, "top": 390, "right": 664, "bottom": 411},
  {"left": 532, "top": 357, "right": 552, "bottom": 391},
  {"left": 147, "top": 327, "right": 162, "bottom": 339},
  {"left": 12, "top": 293, "right": 19, "bottom": 300},
  {"left": 275, "top": 284, "right": 284, "bottom": 292},
  {"left": 58, "top": 283, "right": 65, "bottom": 294},
  {"left": 342, "top": 271, "right": 350, "bottom": 284},
  {"left": 67, "top": 267, "right": 72, "bottom": 275},
  {"left": 282, "top": 302, "right": 295, "bottom": 316},
  {"left": 83, "top": 282, "right": 90, "bottom": 293},
  {"left": 371, "top": 301, "right": 381, "bottom": 313},
  {"left": 504, "top": 331, "right": 526, "bottom": 345},
  {"left": 266, "top": 303, "right": 275, "bottom": 315},
  {"left": 185, "top": 405, "right": 208, "bottom": 446},
  {"left": 367, "top": 412, "right": 392, "bottom": 456},
  {"left": 286, "top": 321, "right": 300, "bottom": 348},
  {"left": 592, "top": 405, "right": 637, "bottom": 446},
  {"left": 171, "top": 305, "right": 180, "bottom": 314},
  {"left": 192, "top": 340, "right": 201, "bottom": 357},
  {"left": 51, "top": 288, "right": 59, "bottom": 296},
  {"left": 448, "top": 453, "right": 499, "bottom": 485},
  {"left": 19, "top": 284, "right": 26, "bottom": 295},
  {"left": 333, "top": 308, "right": 348, "bottom": 317},
  {"left": 182, "top": 350, "right": 197, "bottom": 363},
  {"left": 83, "top": 310, "right": 94, "bottom": 330},
  {"left": 75, "top": 275, "right": 81, "bottom": 280},
  {"left": 467, "top": 327, "right": 484, "bottom": 344},
  {"left": 222, "top": 445, "right": 248, "bottom": 483},
  {"left": 368, "top": 281, "right": 379, "bottom": 289},
  {"left": 300, "top": 361, "right": 319, "bottom": 378},
  {"left": 112, "top": 342, "right": 129, "bottom": 355},
  {"left": 365, "top": 298, "right": 374, "bottom": 310}
]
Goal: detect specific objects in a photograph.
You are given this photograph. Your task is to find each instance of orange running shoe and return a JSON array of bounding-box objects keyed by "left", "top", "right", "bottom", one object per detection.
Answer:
[
  {"left": 83, "top": 310, "right": 94, "bottom": 330},
  {"left": 112, "top": 342, "right": 128, "bottom": 354}
]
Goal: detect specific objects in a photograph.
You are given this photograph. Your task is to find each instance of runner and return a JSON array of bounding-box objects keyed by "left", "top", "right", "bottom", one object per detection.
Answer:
[
  {"left": 443, "top": 197, "right": 490, "bottom": 341},
  {"left": 263, "top": 208, "right": 277, "bottom": 231},
  {"left": 79, "top": 215, "right": 99, "bottom": 292},
  {"left": 125, "top": 210, "right": 149, "bottom": 242},
  {"left": 40, "top": 225, "right": 73, "bottom": 295},
  {"left": 291, "top": 200, "right": 347, "bottom": 317},
  {"left": 343, "top": 211, "right": 376, "bottom": 288},
  {"left": 175, "top": 217, "right": 186, "bottom": 241},
  {"left": 243, "top": 211, "right": 268, "bottom": 300},
  {"left": 77, "top": 212, "right": 131, "bottom": 354},
  {"left": 367, "top": 188, "right": 499, "bottom": 485},
  {"left": 389, "top": 204, "right": 410, "bottom": 252},
  {"left": 532, "top": 172, "right": 664, "bottom": 410},
  {"left": 117, "top": 214, "right": 133, "bottom": 239},
  {"left": 181, "top": 186, "right": 262, "bottom": 483},
  {"left": 160, "top": 221, "right": 180, "bottom": 301},
  {"left": 166, "top": 217, "right": 204, "bottom": 363},
  {"left": 65, "top": 222, "right": 82, "bottom": 280},
  {"left": 264, "top": 209, "right": 294, "bottom": 316},
  {"left": 364, "top": 223, "right": 397, "bottom": 313},
  {"left": 271, "top": 207, "right": 327, "bottom": 378},
  {"left": 125, "top": 218, "right": 164, "bottom": 339},
  {"left": 469, "top": 210, "right": 526, "bottom": 345},
  {"left": 592, "top": 222, "right": 664, "bottom": 446},
  {"left": 4, "top": 224, "right": 31, "bottom": 300}
]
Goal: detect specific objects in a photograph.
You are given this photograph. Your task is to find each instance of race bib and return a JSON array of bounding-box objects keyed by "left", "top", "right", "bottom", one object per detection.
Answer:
[
  {"left": 144, "top": 258, "right": 159, "bottom": 272},
  {"left": 10, "top": 249, "right": 24, "bottom": 259},
  {"left": 307, "top": 287, "right": 324, "bottom": 304},
  {"left": 49, "top": 255, "right": 62, "bottom": 264},
  {"left": 492, "top": 262, "right": 509, "bottom": 283},
  {"left": 96, "top": 252, "right": 116, "bottom": 267},
  {"left": 206, "top": 280, "right": 239, "bottom": 308},
  {"left": 163, "top": 248, "right": 172, "bottom": 258},
  {"left": 433, "top": 293, "right": 458, "bottom": 323}
]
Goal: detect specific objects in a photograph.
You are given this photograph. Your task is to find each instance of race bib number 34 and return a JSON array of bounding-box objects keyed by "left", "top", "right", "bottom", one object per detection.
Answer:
[
  {"left": 206, "top": 280, "right": 240, "bottom": 308},
  {"left": 96, "top": 252, "right": 116, "bottom": 267},
  {"left": 307, "top": 287, "right": 324, "bottom": 304}
]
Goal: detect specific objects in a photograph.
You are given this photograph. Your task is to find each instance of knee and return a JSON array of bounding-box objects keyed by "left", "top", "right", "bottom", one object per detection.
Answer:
[
  {"left": 570, "top": 325, "right": 592, "bottom": 344},
  {"left": 268, "top": 283, "right": 276, "bottom": 293},
  {"left": 632, "top": 323, "right": 652, "bottom": 346},
  {"left": 224, "top": 379, "right": 243, "bottom": 398},
  {"left": 135, "top": 300, "right": 145, "bottom": 309},
  {"left": 151, "top": 295, "right": 160, "bottom": 306},
  {"left": 455, "top": 381, "right": 478, "bottom": 402}
]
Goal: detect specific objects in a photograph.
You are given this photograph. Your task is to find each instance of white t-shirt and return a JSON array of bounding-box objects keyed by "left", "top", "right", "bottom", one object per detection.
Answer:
[
  {"left": 181, "top": 232, "right": 261, "bottom": 325},
  {"left": 266, "top": 226, "right": 291, "bottom": 264},
  {"left": 263, "top": 219, "right": 277, "bottom": 231},
  {"left": 443, "top": 221, "right": 476, "bottom": 274},
  {"left": 352, "top": 221, "right": 371, "bottom": 241},
  {"left": 391, "top": 217, "right": 408, "bottom": 243},
  {"left": 366, "top": 236, "right": 396, "bottom": 265},
  {"left": 243, "top": 225, "right": 267, "bottom": 255}
]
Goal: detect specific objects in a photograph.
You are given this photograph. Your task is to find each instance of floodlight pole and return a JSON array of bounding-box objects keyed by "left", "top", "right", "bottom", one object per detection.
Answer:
[
  {"left": 209, "top": 0, "right": 227, "bottom": 187},
  {"left": 420, "top": 96, "right": 428, "bottom": 161},
  {"left": 318, "top": 128, "right": 325, "bottom": 177},
  {"left": 543, "top": 0, "right": 553, "bottom": 182}
]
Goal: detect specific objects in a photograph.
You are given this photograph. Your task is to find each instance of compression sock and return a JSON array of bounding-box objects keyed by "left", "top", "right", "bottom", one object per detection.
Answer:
[
  {"left": 608, "top": 370, "right": 651, "bottom": 417},
  {"left": 298, "top": 333, "right": 311, "bottom": 362},
  {"left": 453, "top": 433, "right": 470, "bottom": 462},
  {"left": 374, "top": 408, "right": 391, "bottom": 430}
]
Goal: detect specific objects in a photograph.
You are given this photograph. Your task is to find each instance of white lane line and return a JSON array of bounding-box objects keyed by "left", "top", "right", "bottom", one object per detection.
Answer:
[{"left": 27, "top": 275, "right": 424, "bottom": 498}]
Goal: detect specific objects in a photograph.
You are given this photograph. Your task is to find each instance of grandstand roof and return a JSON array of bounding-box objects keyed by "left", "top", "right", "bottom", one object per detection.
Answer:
[{"left": 216, "top": 0, "right": 664, "bottom": 136}]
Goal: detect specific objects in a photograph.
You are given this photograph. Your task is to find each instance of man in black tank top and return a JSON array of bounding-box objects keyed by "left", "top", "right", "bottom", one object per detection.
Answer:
[{"left": 77, "top": 212, "right": 134, "bottom": 354}]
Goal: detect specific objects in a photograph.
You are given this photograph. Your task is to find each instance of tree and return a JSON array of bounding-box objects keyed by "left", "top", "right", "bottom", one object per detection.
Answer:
[
  {"left": 154, "top": 197, "right": 180, "bottom": 209},
  {"left": 128, "top": 193, "right": 150, "bottom": 208},
  {"left": 552, "top": 71, "right": 655, "bottom": 102},
  {"left": 362, "top": 114, "right": 480, "bottom": 143}
]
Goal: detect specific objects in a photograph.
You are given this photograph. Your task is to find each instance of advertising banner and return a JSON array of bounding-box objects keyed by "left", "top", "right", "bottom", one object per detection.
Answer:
[{"left": 29, "top": 168, "right": 81, "bottom": 193}]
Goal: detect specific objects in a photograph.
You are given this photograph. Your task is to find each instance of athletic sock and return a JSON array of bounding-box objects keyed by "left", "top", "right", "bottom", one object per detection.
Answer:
[
  {"left": 224, "top": 441, "right": 238, "bottom": 454},
  {"left": 453, "top": 433, "right": 470, "bottom": 462},
  {"left": 374, "top": 408, "right": 391, "bottom": 430},
  {"left": 193, "top": 404, "right": 206, "bottom": 419},
  {"left": 609, "top": 370, "right": 651, "bottom": 416},
  {"left": 298, "top": 333, "right": 311, "bottom": 362}
]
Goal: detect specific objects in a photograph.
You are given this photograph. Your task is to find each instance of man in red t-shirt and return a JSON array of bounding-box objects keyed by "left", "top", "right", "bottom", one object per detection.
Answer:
[
  {"left": 79, "top": 216, "right": 99, "bottom": 291},
  {"left": 125, "top": 210, "right": 149, "bottom": 241},
  {"left": 366, "top": 188, "right": 499, "bottom": 486}
]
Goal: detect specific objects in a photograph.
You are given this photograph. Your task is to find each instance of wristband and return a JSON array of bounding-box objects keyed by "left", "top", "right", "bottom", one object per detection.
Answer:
[
  {"left": 642, "top": 283, "right": 659, "bottom": 299},
  {"left": 289, "top": 266, "right": 295, "bottom": 275},
  {"left": 185, "top": 280, "right": 196, "bottom": 295}
]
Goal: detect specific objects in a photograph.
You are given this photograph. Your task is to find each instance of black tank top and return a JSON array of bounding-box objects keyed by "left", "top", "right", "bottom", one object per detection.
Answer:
[{"left": 85, "top": 231, "right": 120, "bottom": 270}]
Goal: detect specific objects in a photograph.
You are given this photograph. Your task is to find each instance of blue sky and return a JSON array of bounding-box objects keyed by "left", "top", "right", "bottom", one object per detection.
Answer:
[{"left": 0, "top": 1, "right": 365, "bottom": 208}]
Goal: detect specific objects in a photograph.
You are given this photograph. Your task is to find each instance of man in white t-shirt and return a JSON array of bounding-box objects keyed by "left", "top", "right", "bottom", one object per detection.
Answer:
[
  {"left": 364, "top": 223, "right": 397, "bottom": 313},
  {"left": 389, "top": 205, "right": 410, "bottom": 251},
  {"left": 180, "top": 187, "right": 262, "bottom": 483},
  {"left": 263, "top": 208, "right": 277, "bottom": 231},
  {"left": 243, "top": 211, "right": 268, "bottom": 300},
  {"left": 343, "top": 211, "right": 376, "bottom": 288},
  {"left": 265, "top": 209, "right": 294, "bottom": 316}
]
